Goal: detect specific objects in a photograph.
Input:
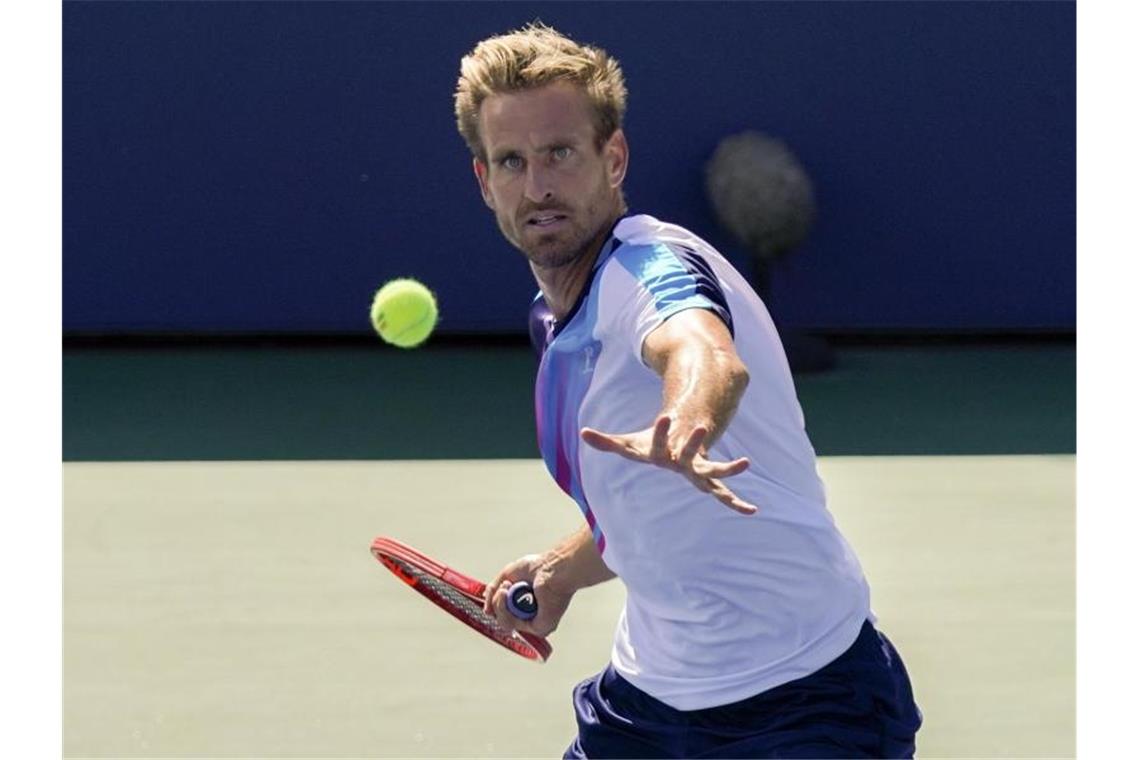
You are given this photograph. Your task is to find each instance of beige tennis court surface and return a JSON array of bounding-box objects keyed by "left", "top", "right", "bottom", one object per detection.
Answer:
[{"left": 64, "top": 456, "right": 1073, "bottom": 758}]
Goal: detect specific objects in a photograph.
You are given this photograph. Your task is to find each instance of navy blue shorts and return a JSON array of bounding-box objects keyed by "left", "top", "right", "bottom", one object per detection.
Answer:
[{"left": 564, "top": 621, "right": 922, "bottom": 759}]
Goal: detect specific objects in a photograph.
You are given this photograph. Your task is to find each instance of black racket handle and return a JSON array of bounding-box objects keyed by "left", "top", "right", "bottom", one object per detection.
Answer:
[{"left": 505, "top": 581, "right": 538, "bottom": 620}]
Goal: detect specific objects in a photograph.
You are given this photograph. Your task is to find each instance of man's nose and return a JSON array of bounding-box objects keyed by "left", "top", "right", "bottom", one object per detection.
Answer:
[{"left": 523, "top": 163, "right": 555, "bottom": 204}]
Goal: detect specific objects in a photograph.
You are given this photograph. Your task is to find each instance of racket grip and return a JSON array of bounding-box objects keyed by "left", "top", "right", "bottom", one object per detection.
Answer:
[{"left": 506, "top": 581, "right": 538, "bottom": 621}]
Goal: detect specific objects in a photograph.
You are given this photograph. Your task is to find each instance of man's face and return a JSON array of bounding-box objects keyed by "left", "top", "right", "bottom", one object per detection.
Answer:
[{"left": 473, "top": 81, "right": 628, "bottom": 270}]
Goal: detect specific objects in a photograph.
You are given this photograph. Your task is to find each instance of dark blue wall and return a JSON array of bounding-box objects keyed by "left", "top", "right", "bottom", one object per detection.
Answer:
[{"left": 63, "top": 1, "right": 1075, "bottom": 333}]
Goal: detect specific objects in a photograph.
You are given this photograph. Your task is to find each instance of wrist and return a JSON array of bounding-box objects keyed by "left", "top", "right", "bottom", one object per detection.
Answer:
[{"left": 538, "top": 546, "right": 580, "bottom": 598}]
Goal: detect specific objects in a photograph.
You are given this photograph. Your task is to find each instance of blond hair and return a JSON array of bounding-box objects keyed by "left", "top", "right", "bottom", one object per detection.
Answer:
[{"left": 454, "top": 23, "right": 627, "bottom": 162}]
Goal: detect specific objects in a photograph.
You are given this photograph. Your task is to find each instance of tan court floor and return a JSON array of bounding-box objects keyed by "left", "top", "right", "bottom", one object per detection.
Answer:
[{"left": 64, "top": 456, "right": 1074, "bottom": 758}]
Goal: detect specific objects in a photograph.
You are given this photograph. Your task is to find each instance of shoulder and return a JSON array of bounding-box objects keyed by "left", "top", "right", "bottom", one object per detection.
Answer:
[
  {"left": 598, "top": 215, "right": 736, "bottom": 337},
  {"left": 602, "top": 215, "right": 729, "bottom": 294},
  {"left": 605, "top": 215, "right": 713, "bottom": 283}
]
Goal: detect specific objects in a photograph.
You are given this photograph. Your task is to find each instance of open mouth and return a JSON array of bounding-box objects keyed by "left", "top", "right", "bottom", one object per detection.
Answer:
[{"left": 527, "top": 214, "right": 568, "bottom": 228}]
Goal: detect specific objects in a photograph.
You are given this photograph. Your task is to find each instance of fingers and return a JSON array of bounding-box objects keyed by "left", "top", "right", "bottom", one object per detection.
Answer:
[
  {"left": 695, "top": 455, "right": 751, "bottom": 479},
  {"left": 676, "top": 425, "right": 707, "bottom": 468},
  {"left": 483, "top": 572, "right": 507, "bottom": 614},
  {"left": 684, "top": 453, "right": 758, "bottom": 515},
  {"left": 580, "top": 426, "right": 650, "bottom": 463},
  {"left": 488, "top": 578, "right": 551, "bottom": 635},
  {"left": 487, "top": 578, "right": 520, "bottom": 631},
  {"left": 648, "top": 416, "right": 672, "bottom": 462},
  {"left": 484, "top": 555, "right": 537, "bottom": 614},
  {"left": 682, "top": 472, "right": 757, "bottom": 515},
  {"left": 580, "top": 427, "right": 625, "bottom": 454},
  {"left": 581, "top": 416, "right": 674, "bottom": 464},
  {"left": 580, "top": 417, "right": 760, "bottom": 515},
  {"left": 705, "top": 476, "right": 760, "bottom": 515}
]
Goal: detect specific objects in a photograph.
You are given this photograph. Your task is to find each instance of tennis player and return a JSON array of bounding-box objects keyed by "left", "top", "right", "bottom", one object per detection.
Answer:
[{"left": 456, "top": 24, "right": 922, "bottom": 758}]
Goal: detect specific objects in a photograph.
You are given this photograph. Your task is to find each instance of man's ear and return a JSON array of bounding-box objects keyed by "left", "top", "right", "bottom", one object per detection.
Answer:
[
  {"left": 604, "top": 129, "right": 629, "bottom": 189},
  {"left": 473, "top": 157, "right": 494, "bottom": 209}
]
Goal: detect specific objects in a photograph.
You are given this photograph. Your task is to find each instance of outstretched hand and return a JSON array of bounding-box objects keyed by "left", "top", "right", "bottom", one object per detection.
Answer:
[{"left": 580, "top": 415, "right": 759, "bottom": 515}]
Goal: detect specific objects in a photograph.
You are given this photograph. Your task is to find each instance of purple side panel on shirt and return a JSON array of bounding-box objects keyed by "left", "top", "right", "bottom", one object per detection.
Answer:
[{"left": 532, "top": 292, "right": 607, "bottom": 553}]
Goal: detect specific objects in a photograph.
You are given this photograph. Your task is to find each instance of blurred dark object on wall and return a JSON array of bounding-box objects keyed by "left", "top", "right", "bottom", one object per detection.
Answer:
[{"left": 706, "top": 131, "right": 835, "bottom": 373}]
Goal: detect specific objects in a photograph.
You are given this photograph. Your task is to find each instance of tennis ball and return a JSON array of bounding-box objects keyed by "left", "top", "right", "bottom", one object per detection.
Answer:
[{"left": 370, "top": 278, "right": 438, "bottom": 348}]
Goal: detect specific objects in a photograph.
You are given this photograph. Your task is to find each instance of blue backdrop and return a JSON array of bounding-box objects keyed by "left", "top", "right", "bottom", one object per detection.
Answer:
[{"left": 63, "top": 1, "right": 1075, "bottom": 334}]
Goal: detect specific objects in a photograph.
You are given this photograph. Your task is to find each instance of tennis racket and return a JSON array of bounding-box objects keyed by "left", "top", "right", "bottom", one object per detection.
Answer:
[{"left": 370, "top": 536, "right": 552, "bottom": 663}]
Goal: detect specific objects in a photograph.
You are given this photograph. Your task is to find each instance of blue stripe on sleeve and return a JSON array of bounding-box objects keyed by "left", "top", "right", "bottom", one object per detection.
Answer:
[{"left": 616, "top": 242, "right": 734, "bottom": 337}]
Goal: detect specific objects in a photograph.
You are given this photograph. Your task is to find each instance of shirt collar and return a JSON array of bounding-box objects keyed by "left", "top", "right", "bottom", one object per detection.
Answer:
[{"left": 550, "top": 212, "right": 631, "bottom": 337}]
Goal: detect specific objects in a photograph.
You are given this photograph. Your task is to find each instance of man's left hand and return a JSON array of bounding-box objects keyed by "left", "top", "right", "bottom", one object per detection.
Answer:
[{"left": 580, "top": 414, "right": 758, "bottom": 515}]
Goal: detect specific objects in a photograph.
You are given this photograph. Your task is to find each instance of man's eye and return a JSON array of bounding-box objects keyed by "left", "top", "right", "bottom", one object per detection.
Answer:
[
  {"left": 501, "top": 156, "right": 523, "bottom": 170},
  {"left": 552, "top": 146, "right": 572, "bottom": 160}
]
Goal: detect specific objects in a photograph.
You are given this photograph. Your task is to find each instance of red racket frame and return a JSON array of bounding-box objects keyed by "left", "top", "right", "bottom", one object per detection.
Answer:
[{"left": 370, "top": 536, "right": 552, "bottom": 663}]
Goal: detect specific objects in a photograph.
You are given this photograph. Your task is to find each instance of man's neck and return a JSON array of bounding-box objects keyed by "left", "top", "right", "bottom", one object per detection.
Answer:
[{"left": 531, "top": 210, "right": 623, "bottom": 321}]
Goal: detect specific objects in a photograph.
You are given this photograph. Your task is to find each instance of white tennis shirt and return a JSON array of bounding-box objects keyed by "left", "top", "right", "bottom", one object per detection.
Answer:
[{"left": 530, "top": 214, "right": 871, "bottom": 710}]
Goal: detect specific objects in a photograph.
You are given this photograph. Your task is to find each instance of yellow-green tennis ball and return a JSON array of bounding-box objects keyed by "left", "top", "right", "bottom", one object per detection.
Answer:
[{"left": 370, "top": 279, "right": 438, "bottom": 348}]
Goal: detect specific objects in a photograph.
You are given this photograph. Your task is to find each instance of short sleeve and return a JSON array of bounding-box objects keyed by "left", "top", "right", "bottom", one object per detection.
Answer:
[{"left": 612, "top": 242, "right": 734, "bottom": 364}]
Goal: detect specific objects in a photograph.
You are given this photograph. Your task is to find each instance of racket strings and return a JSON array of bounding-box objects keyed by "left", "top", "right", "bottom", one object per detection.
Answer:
[
  {"left": 377, "top": 549, "right": 546, "bottom": 661},
  {"left": 390, "top": 556, "right": 510, "bottom": 634}
]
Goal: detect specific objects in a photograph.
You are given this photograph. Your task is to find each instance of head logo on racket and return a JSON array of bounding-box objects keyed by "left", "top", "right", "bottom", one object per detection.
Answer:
[{"left": 506, "top": 581, "right": 538, "bottom": 621}]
